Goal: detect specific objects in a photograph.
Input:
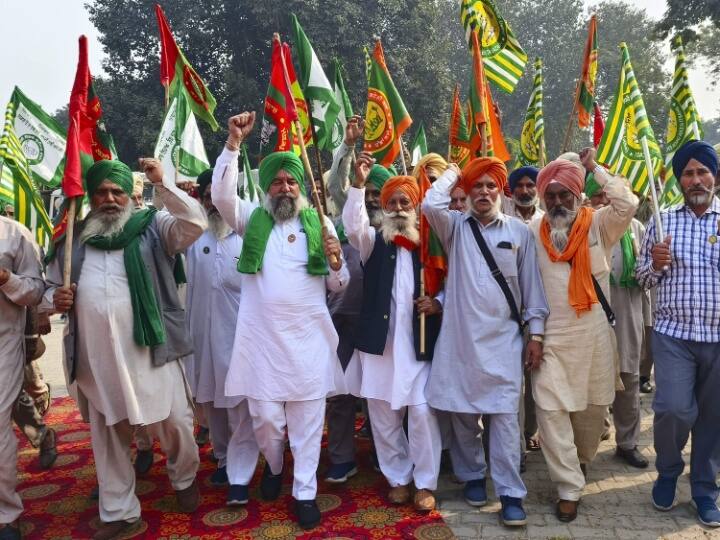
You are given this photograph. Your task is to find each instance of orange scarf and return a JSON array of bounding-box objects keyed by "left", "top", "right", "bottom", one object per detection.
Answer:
[{"left": 540, "top": 207, "right": 597, "bottom": 316}]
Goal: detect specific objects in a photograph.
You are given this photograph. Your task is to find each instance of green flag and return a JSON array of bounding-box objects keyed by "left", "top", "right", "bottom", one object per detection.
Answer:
[
  {"left": 409, "top": 123, "right": 428, "bottom": 165},
  {"left": 0, "top": 99, "right": 52, "bottom": 248},
  {"left": 596, "top": 43, "right": 662, "bottom": 196},
  {"left": 239, "top": 144, "right": 262, "bottom": 202},
  {"left": 518, "top": 58, "right": 545, "bottom": 166},
  {"left": 154, "top": 86, "right": 210, "bottom": 183},
  {"left": 330, "top": 59, "right": 354, "bottom": 153},
  {"left": 661, "top": 36, "right": 704, "bottom": 208},
  {"left": 291, "top": 14, "right": 341, "bottom": 151}
]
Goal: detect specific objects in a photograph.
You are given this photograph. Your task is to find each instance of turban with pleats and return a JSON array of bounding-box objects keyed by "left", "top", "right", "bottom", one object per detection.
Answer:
[
  {"left": 368, "top": 164, "right": 392, "bottom": 191},
  {"left": 537, "top": 159, "right": 585, "bottom": 199},
  {"left": 461, "top": 157, "right": 508, "bottom": 193},
  {"left": 508, "top": 166, "right": 539, "bottom": 192},
  {"left": 86, "top": 160, "right": 134, "bottom": 197},
  {"left": 672, "top": 140, "right": 718, "bottom": 180},
  {"left": 258, "top": 151, "right": 305, "bottom": 194},
  {"left": 380, "top": 176, "right": 420, "bottom": 208},
  {"left": 412, "top": 153, "right": 448, "bottom": 180}
]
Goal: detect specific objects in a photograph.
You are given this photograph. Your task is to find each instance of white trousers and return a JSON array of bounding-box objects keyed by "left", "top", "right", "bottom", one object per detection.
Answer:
[
  {"left": 450, "top": 413, "right": 527, "bottom": 498},
  {"left": 0, "top": 402, "right": 22, "bottom": 524},
  {"left": 88, "top": 392, "right": 199, "bottom": 523},
  {"left": 200, "top": 402, "right": 230, "bottom": 468},
  {"left": 226, "top": 401, "right": 260, "bottom": 485},
  {"left": 247, "top": 398, "right": 324, "bottom": 500},
  {"left": 366, "top": 399, "right": 441, "bottom": 490}
]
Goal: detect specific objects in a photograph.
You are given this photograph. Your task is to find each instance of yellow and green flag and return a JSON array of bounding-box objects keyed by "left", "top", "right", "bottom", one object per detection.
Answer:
[
  {"left": 596, "top": 43, "right": 662, "bottom": 196},
  {"left": 577, "top": 15, "right": 598, "bottom": 129},
  {"left": 661, "top": 36, "right": 704, "bottom": 207},
  {"left": 460, "top": 0, "right": 528, "bottom": 94},
  {"left": 518, "top": 58, "right": 545, "bottom": 166}
]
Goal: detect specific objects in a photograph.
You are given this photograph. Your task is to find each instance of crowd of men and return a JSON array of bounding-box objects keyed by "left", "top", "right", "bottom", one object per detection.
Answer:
[{"left": 1, "top": 108, "right": 719, "bottom": 540}]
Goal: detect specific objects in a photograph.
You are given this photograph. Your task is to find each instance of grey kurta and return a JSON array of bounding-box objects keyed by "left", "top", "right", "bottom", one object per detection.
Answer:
[
  {"left": 609, "top": 218, "right": 647, "bottom": 374},
  {"left": 422, "top": 170, "right": 549, "bottom": 414}
]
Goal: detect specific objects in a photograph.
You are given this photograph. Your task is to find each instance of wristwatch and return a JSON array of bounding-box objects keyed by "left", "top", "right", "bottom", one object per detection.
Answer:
[{"left": 529, "top": 334, "right": 544, "bottom": 343}]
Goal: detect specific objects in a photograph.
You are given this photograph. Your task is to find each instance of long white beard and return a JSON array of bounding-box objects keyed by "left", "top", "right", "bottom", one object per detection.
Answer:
[
  {"left": 380, "top": 210, "right": 420, "bottom": 245},
  {"left": 80, "top": 203, "right": 134, "bottom": 243},
  {"left": 547, "top": 206, "right": 578, "bottom": 252},
  {"left": 263, "top": 193, "right": 309, "bottom": 222},
  {"left": 207, "top": 210, "right": 231, "bottom": 239}
]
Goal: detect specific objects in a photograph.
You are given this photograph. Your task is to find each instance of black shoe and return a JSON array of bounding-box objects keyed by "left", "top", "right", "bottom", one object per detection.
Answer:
[
  {"left": 226, "top": 484, "right": 249, "bottom": 506},
  {"left": 39, "top": 428, "right": 58, "bottom": 469},
  {"left": 616, "top": 446, "right": 649, "bottom": 469},
  {"left": 294, "top": 499, "right": 321, "bottom": 530},
  {"left": 260, "top": 463, "right": 283, "bottom": 501},
  {"left": 134, "top": 449, "right": 154, "bottom": 475},
  {"left": 639, "top": 377, "right": 653, "bottom": 393},
  {"left": 0, "top": 521, "right": 21, "bottom": 540}
]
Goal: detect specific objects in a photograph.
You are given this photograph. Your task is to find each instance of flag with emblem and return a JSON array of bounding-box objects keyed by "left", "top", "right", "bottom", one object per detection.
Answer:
[
  {"left": 329, "top": 59, "right": 354, "bottom": 154},
  {"left": 449, "top": 85, "right": 472, "bottom": 167},
  {"left": 596, "top": 43, "right": 662, "bottom": 196},
  {"left": 155, "top": 4, "right": 218, "bottom": 130},
  {"left": 409, "top": 123, "right": 428, "bottom": 166},
  {"left": 518, "top": 57, "right": 545, "bottom": 166},
  {"left": 576, "top": 15, "right": 598, "bottom": 129},
  {"left": 418, "top": 165, "right": 447, "bottom": 297},
  {"left": 283, "top": 42, "right": 314, "bottom": 151},
  {"left": 468, "top": 31, "right": 489, "bottom": 153},
  {"left": 259, "top": 39, "right": 295, "bottom": 156},
  {"left": 363, "top": 39, "right": 412, "bottom": 167},
  {"left": 291, "top": 15, "right": 340, "bottom": 151},
  {"left": 460, "top": 0, "right": 528, "bottom": 94},
  {"left": 0, "top": 99, "right": 52, "bottom": 248},
  {"left": 239, "top": 143, "right": 262, "bottom": 202},
  {"left": 153, "top": 85, "right": 210, "bottom": 183},
  {"left": 660, "top": 36, "right": 704, "bottom": 207}
]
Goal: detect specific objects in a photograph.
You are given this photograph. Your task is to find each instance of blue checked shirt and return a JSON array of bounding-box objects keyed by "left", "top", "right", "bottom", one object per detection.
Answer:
[{"left": 636, "top": 197, "right": 720, "bottom": 343}]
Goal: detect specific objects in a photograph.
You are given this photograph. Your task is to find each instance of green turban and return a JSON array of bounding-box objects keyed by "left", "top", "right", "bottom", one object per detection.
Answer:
[
  {"left": 258, "top": 151, "right": 305, "bottom": 194},
  {"left": 86, "top": 160, "right": 134, "bottom": 197},
  {"left": 368, "top": 164, "right": 392, "bottom": 191},
  {"left": 584, "top": 172, "right": 601, "bottom": 199}
]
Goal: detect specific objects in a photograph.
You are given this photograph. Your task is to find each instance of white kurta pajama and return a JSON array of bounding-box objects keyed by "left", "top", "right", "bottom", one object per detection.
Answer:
[
  {"left": 422, "top": 170, "right": 549, "bottom": 498},
  {"left": 0, "top": 217, "right": 44, "bottom": 525},
  {"left": 342, "top": 186, "right": 442, "bottom": 491},
  {"left": 211, "top": 147, "right": 348, "bottom": 500},
  {"left": 43, "top": 178, "right": 206, "bottom": 523},
  {"left": 185, "top": 228, "right": 258, "bottom": 483},
  {"left": 530, "top": 169, "right": 637, "bottom": 501}
]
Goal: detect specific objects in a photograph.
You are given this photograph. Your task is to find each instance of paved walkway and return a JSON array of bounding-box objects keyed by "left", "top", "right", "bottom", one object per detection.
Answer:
[{"left": 37, "top": 317, "right": 716, "bottom": 539}]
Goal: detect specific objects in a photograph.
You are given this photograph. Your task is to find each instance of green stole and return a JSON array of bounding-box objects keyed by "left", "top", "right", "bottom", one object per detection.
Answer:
[
  {"left": 610, "top": 229, "right": 638, "bottom": 288},
  {"left": 84, "top": 207, "right": 166, "bottom": 346},
  {"left": 237, "top": 207, "right": 328, "bottom": 275}
]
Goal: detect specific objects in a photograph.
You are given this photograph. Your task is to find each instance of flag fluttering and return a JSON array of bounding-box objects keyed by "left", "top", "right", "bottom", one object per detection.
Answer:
[
  {"left": 593, "top": 102, "right": 605, "bottom": 148},
  {"left": 596, "top": 43, "right": 662, "bottom": 196},
  {"left": 660, "top": 36, "right": 704, "bottom": 207},
  {"left": 577, "top": 15, "right": 599, "bottom": 129},
  {"left": 363, "top": 39, "right": 412, "bottom": 167},
  {"left": 468, "top": 31, "right": 489, "bottom": 154},
  {"left": 155, "top": 4, "right": 218, "bottom": 130},
  {"left": 518, "top": 58, "right": 545, "bottom": 166},
  {"left": 282, "top": 42, "right": 313, "bottom": 151},
  {"left": 460, "top": 0, "right": 528, "bottom": 94},
  {"left": 418, "top": 165, "right": 447, "bottom": 297},
  {"left": 410, "top": 123, "right": 428, "bottom": 166},
  {"left": 449, "top": 85, "right": 472, "bottom": 167},
  {"left": 259, "top": 39, "right": 295, "bottom": 156},
  {"left": 239, "top": 144, "right": 262, "bottom": 202},
  {"left": 329, "top": 59, "right": 354, "bottom": 154},
  {"left": 486, "top": 83, "right": 511, "bottom": 162}
]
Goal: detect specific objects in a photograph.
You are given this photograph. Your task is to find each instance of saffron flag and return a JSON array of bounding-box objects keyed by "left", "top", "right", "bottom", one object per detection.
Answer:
[
  {"left": 460, "top": 0, "right": 528, "bottom": 94},
  {"left": 449, "top": 85, "right": 472, "bottom": 167},
  {"left": 661, "top": 36, "right": 704, "bottom": 207},
  {"left": 418, "top": 165, "right": 447, "bottom": 297},
  {"left": 518, "top": 58, "right": 545, "bottom": 166},
  {"left": 486, "top": 82, "right": 511, "bottom": 162},
  {"left": 155, "top": 4, "right": 218, "bottom": 130},
  {"left": 596, "top": 43, "right": 662, "bottom": 196},
  {"left": 577, "top": 15, "right": 599, "bottom": 129},
  {"left": 363, "top": 40, "right": 412, "bottom": 167}
]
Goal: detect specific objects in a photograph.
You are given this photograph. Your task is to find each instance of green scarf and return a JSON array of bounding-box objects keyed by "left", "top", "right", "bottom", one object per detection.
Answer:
[
  {"left": 610, "top": 229, "right": 638, "bottom": 288},
  {"left": 237, "top": 207, "right": 328, "bottom": 275},
  {"left": 84, "top": 207, "right": 166, "bottom": 346}
]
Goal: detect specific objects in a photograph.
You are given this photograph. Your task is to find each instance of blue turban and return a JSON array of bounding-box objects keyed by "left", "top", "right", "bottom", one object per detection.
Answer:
[
  {"left": 508, "top": 166, "right": 539, "bottom": 192},
  {"left": 672, "top": 140, "right": 718, "bottom": 180}
]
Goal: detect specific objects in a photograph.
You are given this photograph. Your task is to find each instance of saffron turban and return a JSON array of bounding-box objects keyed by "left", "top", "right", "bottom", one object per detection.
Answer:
[
  {"left": 380, "top": 175, "right": 420, "bottom": 208},
  {"left": 368, "top": 164, "right": 393, "bottom": 191},
  {"left": 258, "top": 151, "right": 305, "bottom": 194},
  {"left": 508, "top": 166, "right": 539, "bottom": 192},
  {"left": 412, "top": 153, "right": 448, "bottom": 179},
  {"left": 671, "top": 140, "right": 718, "bottom": 180},
  {"left": 86, "top": 160, "right": 134, "bottom": 197},
  {"left": 537, "top": 158, "right": 585, "bottom": 199},
  {"left": 461, "top": 157, "right": 508, "bottom": 194}
]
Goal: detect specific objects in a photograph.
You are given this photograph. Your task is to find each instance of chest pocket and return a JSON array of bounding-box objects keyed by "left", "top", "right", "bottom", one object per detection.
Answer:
[{"left": 493, "top": 246, "right": 518, "bottom": 278}]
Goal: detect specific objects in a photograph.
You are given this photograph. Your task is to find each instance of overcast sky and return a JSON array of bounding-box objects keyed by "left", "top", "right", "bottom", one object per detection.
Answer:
[{"left": 0, "top": 0, "right": 718, "bottom": 120}]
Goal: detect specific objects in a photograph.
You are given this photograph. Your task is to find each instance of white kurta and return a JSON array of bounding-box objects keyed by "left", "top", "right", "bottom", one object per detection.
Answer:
[
  {"left": 185, "top": 229, "right": 244, "bottom": 407},
  {"left": 342, "top": 186, "right": 430, "bottom": 410},
  {"left": 211, "top": 147, "right": 349, "bottom": 402}
]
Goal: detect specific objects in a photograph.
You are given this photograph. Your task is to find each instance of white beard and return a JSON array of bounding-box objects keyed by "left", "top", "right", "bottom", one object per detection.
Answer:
[
  {"left": 380, "top": 210, "right": 420, "bottom": 245},
  {"left": 263, "top": 193, "right": 309, "bottom": 222},
  {"left": 207, "top": 210, "right": 231, "bottom": 239},
  {"left": 471, "top": 195, "right": 502, "bottom": 221},
  {"left": 546, "top": 206, "right": 578, "bottom": 252},
  {"left": 80, "top": 203, "right": 134, "bottom": 243}
]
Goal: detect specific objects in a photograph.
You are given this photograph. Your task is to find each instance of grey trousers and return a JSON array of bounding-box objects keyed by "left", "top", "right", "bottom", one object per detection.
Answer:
[
  {"left": 613, "top": 372, "right": 640, "bottom": 450},
  {"left": 651, "top": 331, "right": 720, "bottom": 499},
  {"left": 326, "top": 394, "right": 357, "bottom": 465}
]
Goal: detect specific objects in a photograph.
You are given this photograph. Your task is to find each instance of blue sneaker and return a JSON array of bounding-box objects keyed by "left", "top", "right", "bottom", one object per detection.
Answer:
[
  {"left": 226, "top": 484, "right": 249, "bottom": 506},
  {"left": 210, "top": 466, "right": 228, "bottom": 486},
  {"left": 325, "top": 461, "right": 358, "bottom": 483},
  {"left": 691, "top": 497, "right": 720, "bottom": 527},
  {"left": 652, "top": 476, "right": 677, "bottom": 511},
  {"left": 464, "top": 479, "right": 487, "bottom": 507},
  {"left": 500, "top": 496, "right": 527, "bottom": 527}
]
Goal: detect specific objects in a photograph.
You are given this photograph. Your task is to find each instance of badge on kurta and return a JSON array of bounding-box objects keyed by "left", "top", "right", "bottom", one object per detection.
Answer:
[
  {"left": 203, "top": 246, "right": 210, "bottom": 254},
  {"left": 709, "top": 235, "right": 718, "bottom": 245},
  {"left": 288, "top": 234, "right": 296, "bottom": 243}
]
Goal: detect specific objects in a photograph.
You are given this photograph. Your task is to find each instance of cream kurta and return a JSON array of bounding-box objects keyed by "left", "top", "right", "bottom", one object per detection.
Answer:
[
  {"left": 530, "top": 170, "right": 637, "bottom": 412},
  {"left": 211, "top": 147, "right": 349, "bottom": 402}
]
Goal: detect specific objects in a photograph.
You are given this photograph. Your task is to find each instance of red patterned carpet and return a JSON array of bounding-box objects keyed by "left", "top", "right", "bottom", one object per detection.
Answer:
[{"left": 15, "top": 397, "right": 454, "bottom": 540}]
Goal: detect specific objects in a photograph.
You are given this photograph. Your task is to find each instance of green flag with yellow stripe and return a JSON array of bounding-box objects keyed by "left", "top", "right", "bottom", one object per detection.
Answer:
[
  {"left": 518, "top": 57, "right": 545, "bottom": 166},
  {"left": 596, "top": 43, "right": 662, "bottom": 196}
]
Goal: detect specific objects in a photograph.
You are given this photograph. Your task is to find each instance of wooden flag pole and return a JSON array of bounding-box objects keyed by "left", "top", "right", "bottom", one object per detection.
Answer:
[
  {"left": 275, "top": 33, "right": 338, "bottom": 267},
  {"left": 480, "top": 123, "right": 488, "bottom": 157},
  {"left": 561, "top": 80, "right": 581, "bottom": 153},
  {"left": 539, "top": 137, "right": 547, "bottom": 167},
  {"left": 62, "top": 197, "right": 77, "bottom": 288}
]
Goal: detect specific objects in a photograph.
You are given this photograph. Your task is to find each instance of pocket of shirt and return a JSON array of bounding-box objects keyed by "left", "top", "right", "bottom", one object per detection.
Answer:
[{"left": 493, "top": 246, "right": 518, "bottom": 278}]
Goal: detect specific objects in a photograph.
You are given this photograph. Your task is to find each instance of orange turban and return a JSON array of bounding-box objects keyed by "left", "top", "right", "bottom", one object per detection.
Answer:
[
  {"left": 461, "top": 157, "right": 508, "bottom": 193},
  {"left": 412, "top": 153, "right": 448, "bottom": 180},
  {"left": 537, "top": 159, "right": 585, "bottom": 199},
  {"left": 380, "top": 175, "right": 420, "bottom": 208}
]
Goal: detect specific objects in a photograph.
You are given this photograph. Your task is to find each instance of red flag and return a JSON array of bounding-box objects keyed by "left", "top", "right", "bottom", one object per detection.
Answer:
[
  {"left": 418, "top": 166, "right": 447, "bottom": 297},
  {"left": 62, "top": 36, "right": 91, "bottom": 199},
  {"left": 155, "top": 4, "right": 177, "bottom": 89},
  {"left": 593, "top": 102, "right": 605, "bottom": 148},
  {"left": 260, "top": 39, "right": 296, "bottom": 155}
]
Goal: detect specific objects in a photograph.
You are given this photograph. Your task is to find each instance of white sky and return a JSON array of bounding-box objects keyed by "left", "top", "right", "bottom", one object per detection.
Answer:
[{"left": 0, "top": 0, "right": 718, "bottom": 119}]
